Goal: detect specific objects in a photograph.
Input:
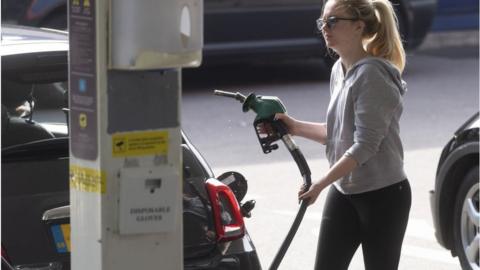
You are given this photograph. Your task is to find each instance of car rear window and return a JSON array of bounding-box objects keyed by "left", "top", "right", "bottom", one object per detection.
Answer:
[
  {"left": 2, "top": 79, "right": 68, "bottom": 121},
  {"left": 2, "top": 79, "right": 68, "bottom": 148}
]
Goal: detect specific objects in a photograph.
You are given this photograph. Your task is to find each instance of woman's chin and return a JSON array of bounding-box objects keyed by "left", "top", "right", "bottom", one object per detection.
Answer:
[
  {"left": 325, "top": 39, "right": 336, "bottom": 48},
  {"left": 325, "top": 44, "right": 338, "bottom": 52}
]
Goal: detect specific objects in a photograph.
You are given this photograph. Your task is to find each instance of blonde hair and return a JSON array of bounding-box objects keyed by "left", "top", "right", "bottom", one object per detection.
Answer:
[{"left": 325, "top": 0, "right": 406, "bottom": 73}]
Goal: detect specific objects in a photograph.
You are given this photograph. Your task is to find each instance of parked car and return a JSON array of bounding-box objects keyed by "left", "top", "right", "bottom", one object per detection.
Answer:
[
  {"left": 1, "top": 0, "right": 436, "bottom": 65},
  {"left": 430, "top": 112, "right": 479, "bottom": 270},
  {"left": 1, "top": 25, "right": 261, "bottom": 270},
  {"left": 430, "top": 0, "right": 478, "bottom": 31}
]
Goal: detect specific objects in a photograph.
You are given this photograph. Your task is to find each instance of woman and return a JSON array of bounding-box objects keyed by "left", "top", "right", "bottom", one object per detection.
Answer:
[{"left": 276, "top": 0, "right": 411, "bottom": 269}]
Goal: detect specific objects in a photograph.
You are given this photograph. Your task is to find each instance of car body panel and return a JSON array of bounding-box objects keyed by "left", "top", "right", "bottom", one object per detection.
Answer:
[
  {"left": 402, "top": 0, "right": 437, "bottom": 48},
  {"left": 430, "top": 112, "right": 479, "bottom": 251},
  {"left": 2, "top": 138, "right": 70, "bottom": 267},
  {"left": 1, "top": 25, "right": 68, "bottom": 56}
]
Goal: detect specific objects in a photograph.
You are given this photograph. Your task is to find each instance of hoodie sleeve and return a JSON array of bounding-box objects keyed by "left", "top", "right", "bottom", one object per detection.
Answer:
[{"left": 345, "top": 63, "right": 402, "bottom": 165}]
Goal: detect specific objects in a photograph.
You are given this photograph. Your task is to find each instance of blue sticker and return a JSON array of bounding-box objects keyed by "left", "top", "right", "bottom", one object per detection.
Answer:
[
  {"left": 79, "top": 79, "right": 87, "bottom": 93},
  {"left": 51, "top": 225, "right": 68, "bottom": 253}
]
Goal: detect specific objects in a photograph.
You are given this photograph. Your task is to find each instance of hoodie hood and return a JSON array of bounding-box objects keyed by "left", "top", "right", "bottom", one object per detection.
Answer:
[{"left": 345, "top": 57, "right": 407, "bottom": 96}]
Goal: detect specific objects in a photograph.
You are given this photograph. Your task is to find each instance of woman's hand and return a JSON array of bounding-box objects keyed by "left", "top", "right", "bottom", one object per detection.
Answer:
[
  {"left": 274, "top": 113, "right": 298, "bottom": 136},
  {"left": 276, "top": 114, "right": 327, "bottom": 144},
  {"left": 298, "top": 180, "right": 326, "bottom": 206},
  {"left": 257, "top": 113, "right": 297, "bottom": 136}
]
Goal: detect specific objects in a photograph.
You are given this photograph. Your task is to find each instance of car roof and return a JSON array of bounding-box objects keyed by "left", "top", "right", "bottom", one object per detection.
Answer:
[{"left": 1, "top": 24, "right": 68, "bottom": 56}]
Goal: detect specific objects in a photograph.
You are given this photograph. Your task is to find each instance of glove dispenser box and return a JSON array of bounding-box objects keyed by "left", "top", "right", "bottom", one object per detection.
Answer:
[
  {"left": 109, "top": 0, "right": 203, "bottom": 70},
  {"left": 118, "top": 167, "right": 179, "bottom": 235}
]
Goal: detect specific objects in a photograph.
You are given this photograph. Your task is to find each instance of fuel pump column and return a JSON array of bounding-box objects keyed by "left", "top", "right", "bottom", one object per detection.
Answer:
[{"left": 68, "top": 1, "right": 203, "bottom": 269}]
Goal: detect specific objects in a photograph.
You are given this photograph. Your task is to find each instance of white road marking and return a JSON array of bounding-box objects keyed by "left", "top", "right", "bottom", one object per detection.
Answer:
[
  {"left": 272, "top": 209, "right": 322, "bottom": 221},
  {"left": 272, "top": 211, "right": 437, "bottom": 241},
  {"left": 405, "top": 218, "right": 437, "bottom": 241},
  {"left": 402, "top": 245, "right": 458, "bottom": 265}
]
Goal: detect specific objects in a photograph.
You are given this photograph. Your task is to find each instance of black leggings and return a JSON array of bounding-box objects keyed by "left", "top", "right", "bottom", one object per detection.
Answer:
[{"left": 314, "top": 180, "right": 411, "bottom": 270}]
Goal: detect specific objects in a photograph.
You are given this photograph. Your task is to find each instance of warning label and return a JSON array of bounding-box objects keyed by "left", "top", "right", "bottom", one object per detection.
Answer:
[
  {"left": 112, "top": 131, "right": 169, "bottom": 157},
  {"left": 70, "top": 165, "right": 106, "bottom": 193}
]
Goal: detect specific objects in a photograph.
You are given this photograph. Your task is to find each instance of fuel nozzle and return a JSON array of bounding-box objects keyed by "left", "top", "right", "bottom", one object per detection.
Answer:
[
  {"left": 213, "top": 89, "right": 289, "bottom": 154},
  {"left": 213, "top": 90, "right": 246, "bottom": 103},
  {"left": 214, "top": 90, "right": 286, "bottom": 120}
]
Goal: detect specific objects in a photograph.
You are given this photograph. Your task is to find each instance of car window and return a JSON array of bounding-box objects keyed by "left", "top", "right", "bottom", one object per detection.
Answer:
[
  {"left": 2, "top": 79, "right": 68, "bottom": 123},
  {"left": 1, "top": 79, "right": 68, "bottom": 147}
]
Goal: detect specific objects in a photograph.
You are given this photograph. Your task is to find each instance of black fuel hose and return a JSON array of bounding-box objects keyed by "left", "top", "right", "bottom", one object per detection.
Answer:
[
  {"left": 268, "top": 121, "right": 312, "bottom": 270},
  {"left": 212, "top": 90, "right": 313, "bottom": 269}
]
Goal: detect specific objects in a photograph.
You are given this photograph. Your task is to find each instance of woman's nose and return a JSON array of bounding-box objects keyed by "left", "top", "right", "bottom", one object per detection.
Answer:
[
  {"left": 321, "top": 24, "right": 329, "bottom": 35},
  {"left": 322, "top": 22, "right": 328, "bottom": 31}
]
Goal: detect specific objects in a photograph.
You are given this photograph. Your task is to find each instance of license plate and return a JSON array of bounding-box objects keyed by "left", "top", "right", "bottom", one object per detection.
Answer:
[{"left": 50, "top": 224, "right": 71, "bottom": 253}]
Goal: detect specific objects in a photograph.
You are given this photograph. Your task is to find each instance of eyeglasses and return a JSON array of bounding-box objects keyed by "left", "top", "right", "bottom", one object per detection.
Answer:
[{"left": 316, "top": 16, "right": 359, "bottom": 31}]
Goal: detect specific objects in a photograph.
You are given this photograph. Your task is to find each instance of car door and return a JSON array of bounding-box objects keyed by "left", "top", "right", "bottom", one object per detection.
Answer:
[
  {"left": 437, "top": 0, "right": 478, "bottom": 14},
  {"left": 228, "top": 0, "right": 322, "bottom": 44},
  {"left": 204, "top": 0, "right": 241, "bottom": 44},
  {"left": 204, "top": 0, "right": 324, "bottom": 60},
  {"left": 1, "top": 138, "right": 70, "bottom": 269}
]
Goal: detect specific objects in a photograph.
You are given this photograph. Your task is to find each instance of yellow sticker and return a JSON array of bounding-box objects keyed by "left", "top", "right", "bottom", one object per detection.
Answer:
[
  {"left": 61, "top": 224, "right": 71, "bottom": 252},
  {"left": 79, "top": 113, "right": 87, "bottom": 129},
  {"left": 70, "top": 165, "right": 106, "bottom": 193},
  {"left": 112, "top": 131, "right": 169, "bottom": 157}
]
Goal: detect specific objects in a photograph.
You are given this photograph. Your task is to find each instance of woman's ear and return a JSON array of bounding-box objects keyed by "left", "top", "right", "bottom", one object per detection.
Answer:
[{"left": 355, "top": 20, "right": 366, "bottom": 34}]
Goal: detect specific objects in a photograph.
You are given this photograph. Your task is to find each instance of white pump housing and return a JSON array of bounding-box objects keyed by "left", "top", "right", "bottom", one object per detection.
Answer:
[{"left": 109, "top": 0, "right": 203, "bottom": 69}]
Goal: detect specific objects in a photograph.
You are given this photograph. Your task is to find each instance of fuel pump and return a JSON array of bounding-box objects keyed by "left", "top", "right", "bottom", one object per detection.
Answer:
[
  {"left": 213, "top": 90, "right": 312, "bottom": 270},
  {"left": 68, "top": 1, "right": 202, "bottom": 269}
]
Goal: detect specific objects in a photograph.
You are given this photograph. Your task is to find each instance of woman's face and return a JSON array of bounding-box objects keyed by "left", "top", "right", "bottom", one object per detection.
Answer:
[{"left": 320, "top": 0, "right": 364, "bottom": 54}]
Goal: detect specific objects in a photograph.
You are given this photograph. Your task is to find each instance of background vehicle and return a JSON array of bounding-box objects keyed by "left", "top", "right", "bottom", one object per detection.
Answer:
[
  {"left": 430, "top": 112, "right": 479, "bottom": 270},
  {"left": 430, "top": 0, "right": 478, "bottom": 31},
  {"left": 1, "top": 25, "right": 261, "bottom": 270},
  {"left": 1, "top": 0, "right": 436, "bottom": 65}
]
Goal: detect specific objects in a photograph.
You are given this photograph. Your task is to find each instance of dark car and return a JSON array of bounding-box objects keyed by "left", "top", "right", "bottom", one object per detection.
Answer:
[
  {"left": 430, "top": 0, "right": 478, "bottom": 31},
  {"left": 2, "top": 0, "right": 436, "bottom": 65},
  {"left": 430, "top": 112, "right": 479, "bottom": 270},
  {"left": 1, "top": 25, "right": 261, "bottom": 270}
]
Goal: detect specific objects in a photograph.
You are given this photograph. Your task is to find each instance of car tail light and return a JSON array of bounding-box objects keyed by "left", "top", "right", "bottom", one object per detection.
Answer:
[
  {"left": 206, "top": 178, "right": 245, "bottom": 242},
  {"left": 2, "top": 245, "right": 10, "bottom": 262},
  {"left": 2, "top": 245, "right": 14, "bottom": 270}
]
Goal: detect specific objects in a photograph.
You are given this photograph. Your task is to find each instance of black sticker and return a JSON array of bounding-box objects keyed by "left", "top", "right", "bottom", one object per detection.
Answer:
[{"left": 69, "top": 0, "right": 98, "bottom": 160}]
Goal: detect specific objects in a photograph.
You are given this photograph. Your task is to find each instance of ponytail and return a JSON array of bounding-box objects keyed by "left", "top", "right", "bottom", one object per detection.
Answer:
[{"left": 365, "top": 0, "right": 406, "bottom": 72}]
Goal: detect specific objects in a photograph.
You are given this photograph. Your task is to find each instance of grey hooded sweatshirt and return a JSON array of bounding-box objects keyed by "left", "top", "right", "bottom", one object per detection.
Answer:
[{"left": 326, "top": 57, "right": 408, "bottom": 194}]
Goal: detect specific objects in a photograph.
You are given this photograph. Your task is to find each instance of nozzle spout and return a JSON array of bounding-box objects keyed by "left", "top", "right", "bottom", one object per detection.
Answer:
[{"left": 213, "top": 90, "right": 246, "bottom": 103}]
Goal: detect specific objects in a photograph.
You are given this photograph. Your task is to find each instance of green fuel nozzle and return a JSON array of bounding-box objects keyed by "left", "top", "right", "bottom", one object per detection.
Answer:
[
  {"left": 213, "top": 90, "right": 247, "bottom": 103},
  {"left": 214, "top": 89, "right": 288, "bottom": 153},
  {"left": 214, "top": 89, "right": 287, "bottom": 121}
]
